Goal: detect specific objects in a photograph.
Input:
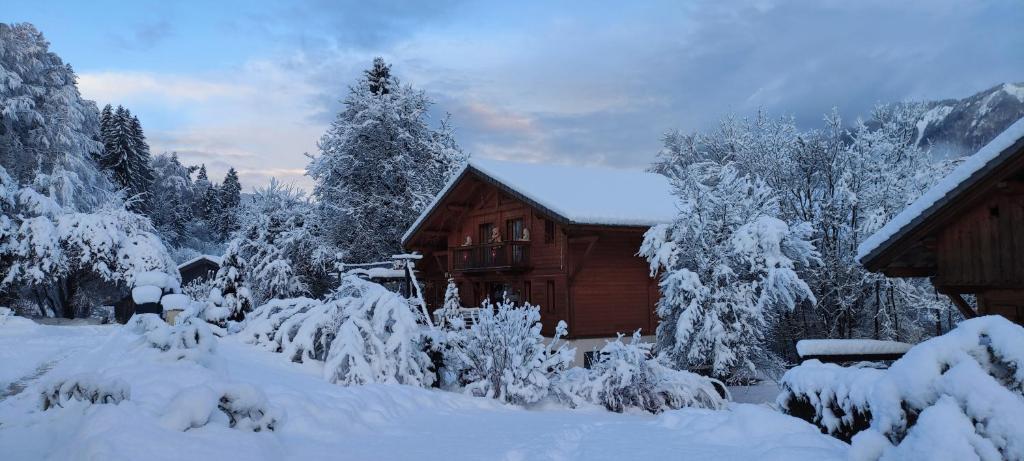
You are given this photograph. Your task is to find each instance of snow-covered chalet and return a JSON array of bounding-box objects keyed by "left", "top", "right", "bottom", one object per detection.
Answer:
[
  {"left": 859, "top": 117, "right": 1024, "bottom": 323},
  {"left": 402, "top": 159, "right": 676, "bottom": 357}
]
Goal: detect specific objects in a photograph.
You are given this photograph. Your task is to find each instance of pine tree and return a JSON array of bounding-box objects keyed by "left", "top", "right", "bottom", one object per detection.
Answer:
[{"left": 307, "top": 57, "right": 467, "bottom": 263}]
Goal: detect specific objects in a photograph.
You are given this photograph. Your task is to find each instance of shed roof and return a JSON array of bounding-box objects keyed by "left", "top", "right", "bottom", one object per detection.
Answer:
[
  {"left": 858, "top": 116, "right": 1024, "bottom": 267},
  {"left": 402, "top": 158, "right": 677, "bottom": 245}
]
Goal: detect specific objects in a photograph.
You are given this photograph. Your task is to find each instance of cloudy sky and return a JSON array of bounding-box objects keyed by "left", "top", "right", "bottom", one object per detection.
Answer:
[{"left": 6, "top": 0, "right": 1022, "bottom": 190}]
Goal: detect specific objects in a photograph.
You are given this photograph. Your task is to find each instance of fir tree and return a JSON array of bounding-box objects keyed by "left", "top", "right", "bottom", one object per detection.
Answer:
[
  {"left": 217, "top": 167, "right": 242, "bottom": 238},
  {"left": 98, "top": 106, "right": 154, "bottom": 212},
  {"left": 307, "top": 57, "right": 467, "bottom": 263}
]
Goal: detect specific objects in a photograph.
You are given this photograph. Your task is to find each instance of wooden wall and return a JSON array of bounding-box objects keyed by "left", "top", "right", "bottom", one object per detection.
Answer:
[
  {"left": 935, "top": 190, "right": 1024, "bottom": 288},
  {"left": 408, "top": 174, "right": 658, "bottom": 338}
]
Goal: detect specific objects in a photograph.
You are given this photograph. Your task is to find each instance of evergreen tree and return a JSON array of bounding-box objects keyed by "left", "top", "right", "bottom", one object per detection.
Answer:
[
  {"left": 217, "top": 167, "right": 242, "bottom": 238},
  {"left": 0, "top": 23, "right": 110, "bottom": 211},
  {"left": 307, "top": 57, "right": 467, "bottom": 263},
  {"left": 98, "top": 106, "right": 154, "bottom": 212}
]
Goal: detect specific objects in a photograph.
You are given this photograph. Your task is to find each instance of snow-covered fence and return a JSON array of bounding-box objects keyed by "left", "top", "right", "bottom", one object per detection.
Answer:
[
  {"left": 240, "top": 276, "right": 434, "bottom": 387},
  {"left": 779, "top": 316, "right": 1024, "bottom": 460},
  {"left": 39, "top": 373, "right": 130, "bottom": 411},
  {"left": 795, "top": 339, "right": 912, "bottom": 364},
  {"left": 553, "top": 332, "right": 726, "bottom": 413}
]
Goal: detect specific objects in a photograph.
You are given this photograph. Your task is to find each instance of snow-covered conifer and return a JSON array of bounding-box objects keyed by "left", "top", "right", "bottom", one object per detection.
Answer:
[{"left": 307, "top": 57, "right": 467, "bottom": 263}]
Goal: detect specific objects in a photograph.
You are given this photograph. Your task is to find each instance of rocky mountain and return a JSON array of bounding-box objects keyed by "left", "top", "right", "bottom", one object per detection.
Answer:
[{"left": 915, "top": 82, "right": 1024, "bottom": 157}]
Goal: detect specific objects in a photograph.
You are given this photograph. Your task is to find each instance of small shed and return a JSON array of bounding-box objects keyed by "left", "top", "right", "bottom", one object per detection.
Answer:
[
  {"left": 858, "top": 117, "right": 1024, "bottom": 323},
  {"left": 177, "top": 255, "right": 222, "bottom": 287}
]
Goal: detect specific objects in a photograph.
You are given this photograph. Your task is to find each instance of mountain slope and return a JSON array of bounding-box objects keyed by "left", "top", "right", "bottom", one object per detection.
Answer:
[{"left": 915, "top": 82, "right": 1024, "bottom": 156}]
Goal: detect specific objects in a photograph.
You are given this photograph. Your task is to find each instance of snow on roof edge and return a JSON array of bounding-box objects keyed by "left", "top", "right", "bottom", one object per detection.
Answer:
[
  {"left": 176, "top": 254, "right": 224, "bottom": 270},
  {"left": 856, "top": 116, "right": 1024, "bottom": 263}
]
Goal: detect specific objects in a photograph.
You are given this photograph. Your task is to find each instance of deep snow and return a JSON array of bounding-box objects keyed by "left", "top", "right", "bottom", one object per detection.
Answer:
[{"left": 0, "top": 320, "right": 847, "bottom": 461}]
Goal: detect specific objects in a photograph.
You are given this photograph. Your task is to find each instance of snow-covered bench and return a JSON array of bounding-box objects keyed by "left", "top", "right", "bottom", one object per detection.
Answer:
[{"left": 795, "top": 339, "right": 912, "bottom": 364}]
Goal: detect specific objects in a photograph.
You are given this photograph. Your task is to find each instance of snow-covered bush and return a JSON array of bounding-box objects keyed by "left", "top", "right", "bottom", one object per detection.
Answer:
[
  {"left": 444, "top": 298, "right": 574, "bottom": 405},
  {"left": 847, "top": 316, "right": 1024, "bottom": 460},
  {"left": 129, "top": 314, "right": 216, "bottom": 361},
  {"left": 39, "top": 373, "right": 130, "bottom": 410},
  {"left": 240, "top": 276, "right": 434, "bottom": 387},
  {"left": 160, "top": 383, "right": 283, "bottom": 432},
  {"left": 639, "top": 161, "right": 818, "bottom": 384},
  {"left": 204, "top": 249, "right": 253, "bottom": 325},
  {"left": 554, "top": 332, "right": 726, "bottom": 413},
  {"left": 433, "top": 277, "right": 464, "bottom": 329},
  {"left": 777, "top": 360, "right": 884, "bottom": 441}
]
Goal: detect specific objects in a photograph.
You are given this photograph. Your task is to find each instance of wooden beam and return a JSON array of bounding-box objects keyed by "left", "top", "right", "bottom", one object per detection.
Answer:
[{"left": 945, "top": 292, "right": 978, "bottom": 319}]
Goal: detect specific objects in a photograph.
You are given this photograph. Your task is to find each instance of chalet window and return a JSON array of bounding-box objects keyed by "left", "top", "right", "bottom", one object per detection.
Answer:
[
  {"left": 524, "top": 281, "right": 532, "bottom": 305},
  {"left": 506, "top": 218, "right": 525, "bottom": 241},
  {"left": 545, "top": 280, "right": 555, "bottom": 314},
  {"left": 479, "top": 223, "right": 495, "bottom": 244},
  {"left": 544, "top": 219, "right": 555, "bottom": 244}
]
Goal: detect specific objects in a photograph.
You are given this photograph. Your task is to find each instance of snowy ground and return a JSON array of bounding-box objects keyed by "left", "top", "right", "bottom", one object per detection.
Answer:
[{"left": 0, "top": 320, "right": 847, "bottom": 461}]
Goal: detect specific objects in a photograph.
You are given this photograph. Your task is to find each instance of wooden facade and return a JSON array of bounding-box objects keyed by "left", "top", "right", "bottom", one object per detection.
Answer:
[
  {"left": 860, "top": 123, "right": 1024, "bottom": 323},
  {"left": 403, "top": 165, "right": 662, "bottom": 339}
]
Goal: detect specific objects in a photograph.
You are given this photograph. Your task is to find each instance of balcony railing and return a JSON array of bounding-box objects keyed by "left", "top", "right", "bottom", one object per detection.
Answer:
[{"left": 451, "top": 242, "right": 531, "bottom": 272}]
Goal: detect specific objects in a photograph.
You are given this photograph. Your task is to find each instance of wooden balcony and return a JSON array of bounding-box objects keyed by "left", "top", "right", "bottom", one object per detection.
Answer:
[{"left": 451, "top": 242, "right": 531, "bottom": 272}]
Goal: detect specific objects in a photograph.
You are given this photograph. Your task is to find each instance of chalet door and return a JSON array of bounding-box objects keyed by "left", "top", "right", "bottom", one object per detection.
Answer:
[{"left": 479, "top": 223, "right": 495, "bottom": 265}]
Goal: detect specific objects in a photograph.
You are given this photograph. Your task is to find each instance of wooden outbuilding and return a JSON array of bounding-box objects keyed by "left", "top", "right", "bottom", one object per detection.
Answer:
[
  {"left": 402, "top": 159, "right": 676, "bottom": 351},
  {"left": 858, "top": 117, "right": 1024, "bottom": 323},
  {"left": 177, "top": 255, "right": 222, "bottom": 287}
]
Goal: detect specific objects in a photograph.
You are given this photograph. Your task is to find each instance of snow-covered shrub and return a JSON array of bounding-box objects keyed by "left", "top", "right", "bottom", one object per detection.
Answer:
[
  {"left": 444, "top": 298, "right": 574, "bottom": 405},
  {"left": 433, "top": 277, "right": 464, "bottom": 329},
  {"left": 553, "top": 332, "right": 726, "bottom": 413},
  {"left": 39, "top": 373, "right": 130, "bottom": 410},
  {"left": 847, "top": 316, "right": 1024, "bottom": 460},
  {"left": 160, "top": 383, "right": 283, "bottom": 432},
  {"left": 128, "top": 314, "right": 216, "bottom": 361},
  {"left": 205, "top": 249, "right": 253, "bottom": 325},
  {"left": 777, "top": 360, "right": 884, "bottom": 441},
  {"left": 639, "top": 161, "right": 818, "bottom": 384},
  {"left": 241, "top": 276, "right": 434, "bottom": 387}
]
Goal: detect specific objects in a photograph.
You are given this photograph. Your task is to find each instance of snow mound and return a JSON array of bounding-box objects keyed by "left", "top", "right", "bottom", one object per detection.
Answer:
[
  {"left": 159, "top": 293, "right": 193, "bottom": 311},
  {"left": 135, "top": 270, "right": 172, "bottom": 289},
  {"left": 553, "top": 331, "right": 726, "bottom": 413},
  {"left": 778, "top": 360, "right": 885, "bottom": 441},
  {"left": 131, "top": 285, "right": 163, "bottom": 304},
  {"left": 0, "top": 307, "right": 37, "bottom": 331},
  {"left": 39, "top": 373, "right": 130, "bottom": 410},
  {"left": 160, "top": 383, "right": 283, "bottom": 432},
  {"left": 782, "top": 316, "right": 1024, "bottom": 460},
  {"left": 796, "top": 339, "right": 912, "bottom": 357},
  {"left": 129, "top": 314, "right": 217, "bottom": 362}
]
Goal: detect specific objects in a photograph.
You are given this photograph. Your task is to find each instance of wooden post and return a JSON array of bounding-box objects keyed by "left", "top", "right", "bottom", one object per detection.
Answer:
[{"left": 945, "top": 292, "right": 978, "bottom": 319}]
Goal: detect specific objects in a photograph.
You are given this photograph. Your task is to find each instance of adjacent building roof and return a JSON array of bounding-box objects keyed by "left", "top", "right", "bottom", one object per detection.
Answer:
[
  {"left": 857, "top": 116, "right": 1024, "bottom": 266},
  {"left": 402, "top": 158, "right": 677, "bottom": 245},
  {"left": 176, "top": 254, "right": 223, "bottom": 271}
]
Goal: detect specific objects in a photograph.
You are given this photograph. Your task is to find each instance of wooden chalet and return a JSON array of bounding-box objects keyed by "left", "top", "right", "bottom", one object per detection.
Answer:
[
  {"left": 402, "top": 159, "right": 676, "bottom": 348},
  {"left": 859, "top": 117, "right": 1024, "bottom": 323}
]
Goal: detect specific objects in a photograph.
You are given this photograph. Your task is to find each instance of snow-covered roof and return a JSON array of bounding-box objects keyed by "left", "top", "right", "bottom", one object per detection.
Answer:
[
  {"left": 857, "top": 116, "right": 1024, "bottom": 263},
  {"left": 176, "top": 255, "right": 223, "bottom": 270},
  {"left": 796, "top": 339, "right": 913, "bottom": 358},
  {"left": 403, "top": 158, "right": 676, "bottom": 244}
]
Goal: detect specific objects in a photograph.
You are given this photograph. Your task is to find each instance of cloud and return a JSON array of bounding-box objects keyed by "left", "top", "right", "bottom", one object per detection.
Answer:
[
  {"left": 107, "top": 19, "right": 175, "bottom": 51},
  {"left": 70, "top": 0, "right": 1024, "bottom": 191}
]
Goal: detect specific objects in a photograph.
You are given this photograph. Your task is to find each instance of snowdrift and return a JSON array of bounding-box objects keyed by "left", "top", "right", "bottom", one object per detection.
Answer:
[{"left": 779, "top": 316, "right": 1024, "bottom": 460}]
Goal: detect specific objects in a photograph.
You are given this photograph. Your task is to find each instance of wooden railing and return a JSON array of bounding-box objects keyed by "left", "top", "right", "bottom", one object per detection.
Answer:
[{"left": 451, "top": 242, "right": 531, "bottom": 272}]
